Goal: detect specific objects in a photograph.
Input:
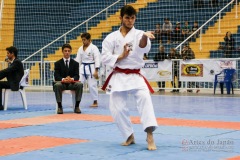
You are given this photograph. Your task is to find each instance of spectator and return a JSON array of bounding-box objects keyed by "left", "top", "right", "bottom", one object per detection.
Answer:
[
  {"left": 181, "top": 45, "right": 200, "bottom": 93},
  {"left": 224, "top": 31, "right": 235, "bottom": 58},
  {"left": 161, "top": 18, "right": 172, "bottom": 44},
  {"left": 181, "top": 45, "right": 195, "bottom": 60},
  {"left": 182, "top": 21, "right": 191, "bottom": 42},
  {"left": 153, "top": 23, "right": 161, "bottom": 44},
  {"left": 173, "top": 21, "right": 182, "bottom": 43},
  {"left": 154, "top": 45, "right": 168, "bottom": 92},
  {"left": 191, "top": 21, "right": 200, "bottom": 39},
  {"left": 168, "top": 48, "right": 181, "bottom": 93},
  {"left": 194, "top": 0, "right": 204, "bottom": 8}
]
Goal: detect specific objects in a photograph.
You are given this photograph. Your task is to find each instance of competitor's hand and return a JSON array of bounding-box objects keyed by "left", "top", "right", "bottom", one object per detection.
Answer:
[
  {"left": 93, "top": 71, "right": 99, "bottom": 79},
  {"left": 143, "top": 31, "right": 155, "bottom": 40},
  {"left": 117, "top": 44, "right": 131, "bottom": 62}
]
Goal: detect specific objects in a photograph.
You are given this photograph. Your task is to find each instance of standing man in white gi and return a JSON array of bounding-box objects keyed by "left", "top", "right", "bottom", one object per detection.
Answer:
[
  {"left": 101, "top": 5, "right": 158, "bottom": 150},
  {"left": 75, "top": 32, "right": 100, "bottom": 107}
]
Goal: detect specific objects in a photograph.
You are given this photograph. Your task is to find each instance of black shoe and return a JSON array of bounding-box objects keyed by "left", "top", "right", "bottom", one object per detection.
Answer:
[
  {"left": 158, "top": 89, "right": 165, "bottom": 92},
  {"left": 176, "top": 89, "right": 179, "bottom": 93},
  {"left": 0, "top": 105, "right": 4, "bottom": 110},
  {"left": 170, "top": 90, "right": 176, "bottom": 93},
  {"left": 74, "top": 107, "right": 81, "bottom": 114},
  {"left": 57, "top": 107, "right": 63, "bottom": 114},
  {"left": 187, "top": 90, "right": 193, "bottom": 93}
]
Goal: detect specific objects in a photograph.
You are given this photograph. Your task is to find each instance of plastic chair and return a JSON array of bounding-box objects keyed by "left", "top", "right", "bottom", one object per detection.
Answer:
[
  {"left": 3, "top": 69, "right": 30, "bottom": 110},
  {"left": 214, "top": 68, "right": 236, "bottom": 94}
]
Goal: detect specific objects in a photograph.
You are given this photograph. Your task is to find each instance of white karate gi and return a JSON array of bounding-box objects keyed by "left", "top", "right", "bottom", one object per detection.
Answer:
[
  {"left": 101, "top": 27, "right": 158, "bottom": 139},
  {"left": 75, "top": 43, "right": 100, "bottom": 101}
]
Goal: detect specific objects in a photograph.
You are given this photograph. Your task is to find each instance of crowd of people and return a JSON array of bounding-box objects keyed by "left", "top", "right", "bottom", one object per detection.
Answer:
[
  {"left": 153, "top": 18, "right": 199, "bottom": 44},
  {"left": 154, "top": 17, "right": 237, "bottom": 58},
  {"left": 152, "top": 17, "right": 237, "bottom": 93},
  {"left": 152, "top": 44, "right": 199, "bottom": 93},
  {"left": 194, "top": 0, "right": 219, "bottom": 8}
]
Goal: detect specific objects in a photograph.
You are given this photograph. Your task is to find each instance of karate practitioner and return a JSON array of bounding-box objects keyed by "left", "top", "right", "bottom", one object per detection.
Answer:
[
  {"left": 101, "top": 5, "right": 158, "bottom": 150},
  {"left": 75, "top": 32, "right": 100, "bottom": 107}
]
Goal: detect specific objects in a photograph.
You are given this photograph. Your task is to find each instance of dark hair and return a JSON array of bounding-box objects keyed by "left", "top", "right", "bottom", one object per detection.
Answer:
[
  {"left": 62, "top": 44, "right": 72, "bottom": 51},
  {"left": 225, "top": 31, "right": 232, "bottom": 37},
  {"left": 81, "top": 32, "right": 91, "bottom": 40},
  {"left": 6, "top": 46, "right": 18, "bottom": 57},
  {"left": 120, "top": 5, "right": 136, "bottom": 17}
]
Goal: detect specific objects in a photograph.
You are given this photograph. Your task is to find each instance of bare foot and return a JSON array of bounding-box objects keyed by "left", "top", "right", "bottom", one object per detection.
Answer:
[
  {"left": 121, "top": 134, "right": 135, "bottom": 146},
  {"left": 146, "top": 128, "right": 157, "bottom": 150}
]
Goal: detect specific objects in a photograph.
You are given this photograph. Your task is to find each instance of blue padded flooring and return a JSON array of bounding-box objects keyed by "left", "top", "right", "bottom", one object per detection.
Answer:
[{"left": 0, "top": 91, "right": 239, "bottom": 160}]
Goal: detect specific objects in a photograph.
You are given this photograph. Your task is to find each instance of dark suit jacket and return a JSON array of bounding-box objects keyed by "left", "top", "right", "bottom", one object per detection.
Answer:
[
  {"left": 0, "top": 58, "right": 24, "bottom": 91},
  {"left": 54, "top": 58, "right": 79, "bottom": 81}
]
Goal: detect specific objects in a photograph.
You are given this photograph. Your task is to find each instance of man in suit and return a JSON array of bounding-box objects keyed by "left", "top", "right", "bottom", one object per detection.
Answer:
[
  {"left": 0, "top": 46, "right": 24, "bottom": 110},
  {"left": 54, "top": 44, "right": 83, "bottom": 114}
]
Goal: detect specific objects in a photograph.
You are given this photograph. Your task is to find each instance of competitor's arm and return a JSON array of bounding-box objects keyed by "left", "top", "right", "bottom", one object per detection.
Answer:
[
  {"left": 93, "top": 46, "right": 101, "bottom": 79},
  {"left": 139, "top": 31, "right": 155, "bottom": 48},
  {"left": 116, "top": 44, "right": 131, "bottom": 63}
]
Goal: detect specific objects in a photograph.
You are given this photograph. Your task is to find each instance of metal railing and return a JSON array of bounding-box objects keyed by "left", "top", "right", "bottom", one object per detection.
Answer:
[
  {"left": 22, "top": 0, "right": 122, "bottom": 62},
  {"left": 1, "top": 59, "right": 237, "bottom": 92},
  {"left": 0, "top": 0, "right": 4, "bottom": 40},
  {"left": 175, "top": 0, "right": 238, "bottom": 52}
]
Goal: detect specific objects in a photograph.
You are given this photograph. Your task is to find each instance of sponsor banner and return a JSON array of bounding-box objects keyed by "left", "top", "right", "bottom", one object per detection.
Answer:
[
  {"left": 179, "top": 59, "right": 236, "bottom": 82},
  {"left": 141, "top": 60, "right": 172, "bottom": 81}
]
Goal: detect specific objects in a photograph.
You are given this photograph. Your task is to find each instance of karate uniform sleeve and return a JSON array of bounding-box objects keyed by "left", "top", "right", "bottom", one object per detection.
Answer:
[
  {"left": 135, "top": 32, "right": 151, "bottom": 54},
  {"left": 101, "top": 36, "right": 118, "bottom": 67}
]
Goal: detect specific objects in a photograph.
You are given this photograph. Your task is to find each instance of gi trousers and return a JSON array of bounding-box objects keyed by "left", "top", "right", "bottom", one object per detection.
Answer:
[{"left": 109, "top": 88, "right": 158, "bottom": 139}]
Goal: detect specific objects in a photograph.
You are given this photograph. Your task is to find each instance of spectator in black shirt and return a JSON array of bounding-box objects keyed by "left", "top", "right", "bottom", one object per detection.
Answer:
[
  {"left": 191, "top": 21, "right": 199, "bottom": 39},
  {"left": 154, "top": 45, "right": 168, "bottom": 92},
  {"left": 224, "top": 31, "right": 235, "bottom": 58},
  {"left": 153, "top": 23, "right": 161, "bottom": 44},
  {"left": 168, "top": 48, "right": 181, "bottom": 93},
  {"left": 173, "top": 21, "right": 182, "bottom": 43},
  {"left": 181, "top": 45, "right": 200, "bottom": 93}
]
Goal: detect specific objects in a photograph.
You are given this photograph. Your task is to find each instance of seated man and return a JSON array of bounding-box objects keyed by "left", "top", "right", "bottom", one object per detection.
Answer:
[
  {"left": 161, "top": 18, "right": 172, "bottom": 44},
  {"left": 181, "top": 21, "right": 191, "bottom": 42},
  {"left": 0, "top": 46, "right": 24, "bottom": 110},
  {"left": 53, "top": 44, "right": 83, "bottom": 114},
  {"left": 153, "top": 23, "right": 161, "bottom": 44}
]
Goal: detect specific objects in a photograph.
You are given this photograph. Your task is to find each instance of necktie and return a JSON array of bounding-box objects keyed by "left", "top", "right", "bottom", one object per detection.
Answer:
[{"left": 65, "top": 60, "right": 69, "bottom": 69}]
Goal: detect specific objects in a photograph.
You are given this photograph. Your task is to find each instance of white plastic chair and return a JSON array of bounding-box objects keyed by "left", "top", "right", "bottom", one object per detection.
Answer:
[{"left": 3, "top": 69, "right": 30, "bottom": 110}]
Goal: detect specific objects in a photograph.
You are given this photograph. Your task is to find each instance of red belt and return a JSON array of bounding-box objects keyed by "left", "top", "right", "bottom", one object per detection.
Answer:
[{"left": 101, "top": 67, "right": 154, "bottom": 93}]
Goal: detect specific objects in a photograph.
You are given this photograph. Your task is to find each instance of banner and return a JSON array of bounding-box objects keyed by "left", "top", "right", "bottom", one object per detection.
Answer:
[
  {"left": 141, "top": 60, "right": 172, "bottom": 81},
  {"left": 179, "top": 59, "right": 236, "bottom": 82}
]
